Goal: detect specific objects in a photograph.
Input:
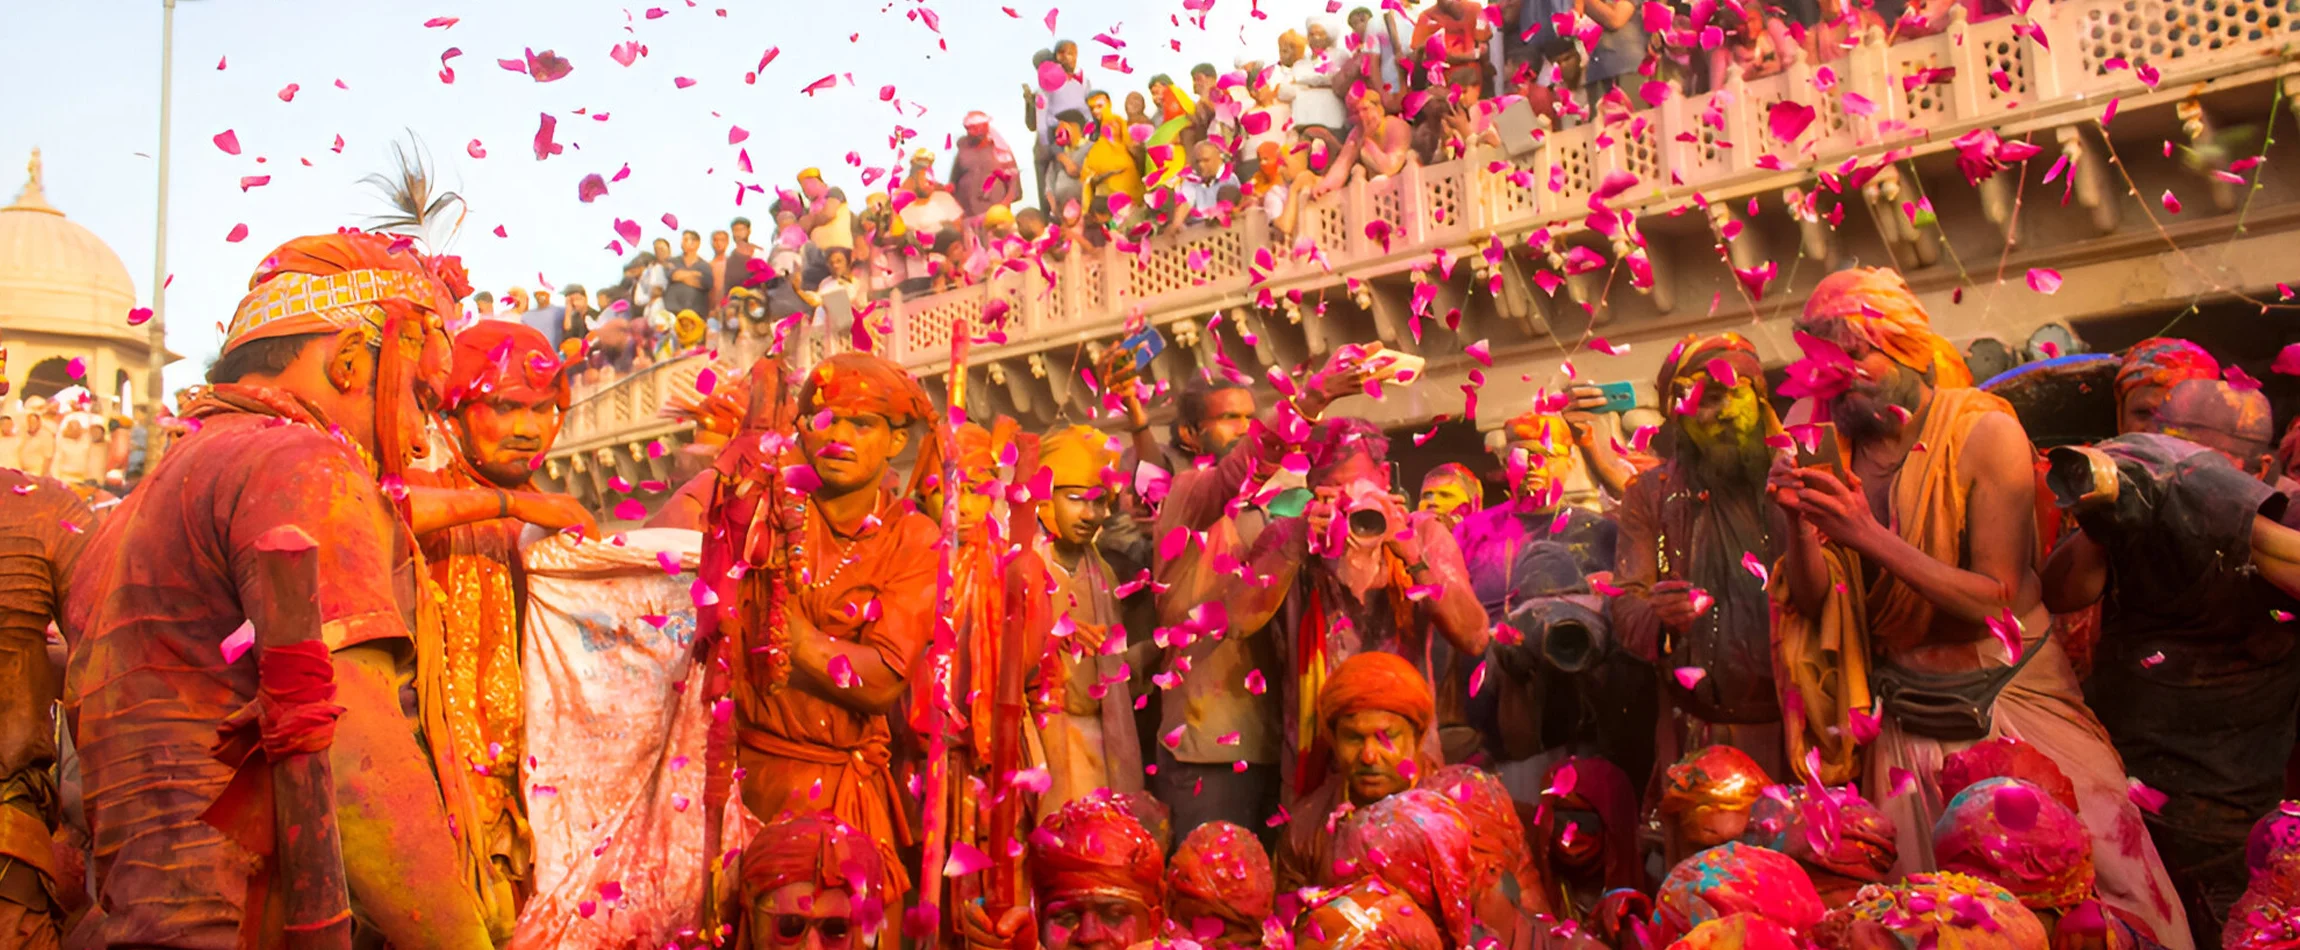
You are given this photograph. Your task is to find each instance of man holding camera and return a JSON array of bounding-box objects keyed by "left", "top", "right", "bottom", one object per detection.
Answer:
[{"left": 1613, "top": 333, "right": 1792, "bottom": 782}]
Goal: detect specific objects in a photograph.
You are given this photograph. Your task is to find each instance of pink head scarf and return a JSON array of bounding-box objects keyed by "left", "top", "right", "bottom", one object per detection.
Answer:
[{"left": 1654, "top": 842, "right": 1828, "bottom": 945}]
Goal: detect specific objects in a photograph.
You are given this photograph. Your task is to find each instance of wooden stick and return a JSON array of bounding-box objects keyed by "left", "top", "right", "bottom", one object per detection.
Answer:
[{"left": 250, "top": 525, "right": 354, "bottom": 950}]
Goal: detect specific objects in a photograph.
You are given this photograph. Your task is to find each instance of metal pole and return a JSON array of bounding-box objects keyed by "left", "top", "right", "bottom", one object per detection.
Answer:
[{"left": 147, "top": 0, "right": 175, "bottom": 414}]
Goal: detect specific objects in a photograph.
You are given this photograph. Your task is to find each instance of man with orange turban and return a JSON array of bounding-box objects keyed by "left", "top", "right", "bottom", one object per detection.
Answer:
[
  {"left": 1165, "top": 821, "right": 1275, "bottom": 949},
  {"left": 1032, "top": 424, "right": 1142, "bottom": 817},
  {"left": 1770, "top": 267, "right": 2186, "bottom": 945},
  {"left": 695, "top": 350, "right": 943, "bottom": 904},
  {"left": 1273, "top": 651, "right": 1440, "bottom": 894},
  {"left": 0, "top": 466, "right": 93, "bottom": 947},
  {"left": 67, "top": 230, "right": 504, "bottom": 946},
  {"left": 1658, "top": 745, "right": 1773, "bottom": 865},
  {"left": 735, "top": 812, "right": 891, "bottom": 950},
  {"left": 401, "top": 320, "right": 598, "bottom": 916},
  {"left": 1616, "top": 332, "right": 1794, "bottom": 785}
]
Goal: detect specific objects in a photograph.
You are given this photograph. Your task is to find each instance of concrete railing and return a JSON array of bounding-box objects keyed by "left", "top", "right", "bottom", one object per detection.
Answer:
[{"left": 552, "top": 0, "right": 2299, "bottom": 451}]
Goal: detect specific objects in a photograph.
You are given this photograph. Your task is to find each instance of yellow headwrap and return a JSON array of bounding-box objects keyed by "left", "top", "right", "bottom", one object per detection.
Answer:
[
  {"left": 1801, "top": 267, "right": 1973, "bottom": 390},
  {"left": 1039, "top": 424, "right": 1117, "bottom": 488}
]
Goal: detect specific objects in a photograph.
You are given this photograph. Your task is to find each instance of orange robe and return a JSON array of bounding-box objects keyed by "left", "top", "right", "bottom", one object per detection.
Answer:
[
  {"left": 733, "top": 491, "right": 939, "bottom": 895},
  {"left": 1772, "top": 387, "right": 2190, "bottom": 947},
  {"left": 0, "top": 471, "right": 94, "bottom": 946}
]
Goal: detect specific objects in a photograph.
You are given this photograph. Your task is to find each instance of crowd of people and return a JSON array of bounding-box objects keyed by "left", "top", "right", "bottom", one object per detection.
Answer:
[{"left": 8, "top": 206, "right": 2300, "bottom": 950}]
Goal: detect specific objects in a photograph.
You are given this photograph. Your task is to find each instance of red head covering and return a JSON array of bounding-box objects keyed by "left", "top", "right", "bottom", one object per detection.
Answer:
[
  {"left": 1033, "top": 791, "right": 1166, "bottom": 916},
  {"left": 1293, "top": 878, "right": 1446, "bottom": 950},
  {"left": 1658, "top": 332, "right": 1770, "bottom": 404},
  {"left": 1800, "top": 267, "right": 1973, "bottom": 389},
  {"left": 443, "top": 321, "right": 569, "bottom": 411},
  {"left": 1940, "top": 739, "right": 2081, "bottom": 814},
  {"left": 1426, "top": 764, "right": 1545, "bottom": 926},
  {"left": 1670, "top": 913, "right": 1804, "bottom": 950},
  {"left": 2230, "top": 803, "right": 2300, "bottom": 950},
  {"left": 1661, "top": 746, "right": 1772, "bottom": 829},
  {"left": 796, "top": 351, "right": 942, "bottom": 501},
  {"left": 1932, "top": 778, "right": 2094, "bottom": 912},
  {"left": 738, "top": 812, "right": 891, "bottom": 932},
  {"left": 2115, "top": 338, "right": 2219, "bottom": 419},
  {"left": 1167, "top": 821, "right": 1275, "bottom": 933},
  {"left": 1538, "top": 755, "right": 1645, "bottom": 892},
  {"left": 1813, "top": 873, "right": 2050, "bottom": 950},
  {"left": 1332, "top": 788, "right": 1482, "bottom": 950},
  {"left": 1746, "top": 785, "right": 1898, "bottom": 890},
  {"left": 1654, "top": 843, "right": 1828, "bottom": 944}
]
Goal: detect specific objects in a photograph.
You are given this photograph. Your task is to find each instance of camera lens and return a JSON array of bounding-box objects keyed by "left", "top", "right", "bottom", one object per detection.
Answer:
[
  {"left": 1543, "top": 618, "right": 1596, "bottom": 673},
  {"left": 1347, "top": 507, "right": 1389, "bottom": 536}
]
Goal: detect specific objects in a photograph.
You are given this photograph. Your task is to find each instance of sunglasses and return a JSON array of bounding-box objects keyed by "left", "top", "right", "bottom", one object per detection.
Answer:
[{"left": 773, "top": 915, "right": 854, "bottom": 944}]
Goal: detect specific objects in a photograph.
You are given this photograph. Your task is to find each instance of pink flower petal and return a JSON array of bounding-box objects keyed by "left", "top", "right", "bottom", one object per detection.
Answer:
[
  {"left": 1741, "top": 551, "right": 1770, "bottom": 586},
  {"left": 277, "top": 83, "right": 300, "bottom": 103},
  {"left": 225, "top": 223, "right": 250, "bottom": 243},
  {"left": 610, "top": 41, "right": 642, "bottom": 67},
  {"left": 2127, "top": 778, "right": 2168, "bottom": 814},
  {"left": 2025, "top": 267, "right": 2063, "bottom": 295},
  {"left": 577, "top": 173, "right": 609, "bottom": 203},
  {"left": 213, "top": 129, "right": 242, "bottom": 155},
  {"left": 1587, "top": 337, "right": 1628, "bottom": 357},
  {"left": 221, "top": 621, "right": 256, "bottom": 664},
  {"left": 1767, "top": 101, "right": 1816, "bottom": 144},
  {"left": 2160, "top": 189, "right": 2182, "bottom": 214},
  {"left": 467, "top": 139, "right": 487, "bottom": 159},
  {"left": 1673, "top": 666, "right": 1708, "bottom": 690},
  {"left": 128, "top": 307, "right": 153, "bottom": 326},
  {"left": 2227, "top": 365, "right": 2263, "bottom": 392},
  {"left": 424, "top": 15, "right": 459, "bottom": 28},
  {"left": 613, "top": 499, "right": 647, "bottom": 521},
  {"left": 2269, "top": 343, "right": 2300, "bottom": 377},
  {"left": 828, "top": 654, "right": 858, "bottom": 688}
]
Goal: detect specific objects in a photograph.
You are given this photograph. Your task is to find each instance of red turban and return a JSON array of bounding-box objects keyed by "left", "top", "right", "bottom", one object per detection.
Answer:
[
  {"left": 2115, "top": 337, "right": 2219, "bottom": 417},
  {"left": 1316, "top": 652, "right": 1435, "bottom": 738},
  {"left": 1801, "top": 267, "right": 1972, "bottom": 389},
  {"left": 1934, "top": 778, "right": 2094, "bottom": 912},
  {"left": 1661, "top": 745, "right": 1771, "bottom": 823},
  {"left": 444, "top": 321, "right": 568, "bottom": 411},
  {"left": 797, "top": 352, "right": 941, "bottom": 501},
  {"left": 739, "top": 812, "right": 890, "bottom": 929},
  {"left": 1033, "top": 791, "right": 1165, "bottom": 915},
  {"left": 1539, "top": 755, "right": 1645, "bottom": 892},
  {"left": 1167, "top": 821, "right": 1275, "bottom": 931},
  {"left": 1671, "top": 913, "right": 1804, "bottom": 950},
  {"left": 1655, "top": 842, "right": 1828, "bottom": 944},
  {"left": 1332, "top": 789, "right": 1481, "bottom": 950},
  {"left": 1294, "top": 878, "right": 1446, "bottom": 950},
  {"left": 1940, "top": 738, "right": 2080, "bottom": 813},
  {"left": 1746, "top": 784, "right": 1898, "bottom": 887}
]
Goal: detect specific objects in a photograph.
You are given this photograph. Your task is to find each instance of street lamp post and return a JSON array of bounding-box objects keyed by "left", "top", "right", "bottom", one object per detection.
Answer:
[{"left": 147, "top": 0, "right": 176, "bottom": 415}]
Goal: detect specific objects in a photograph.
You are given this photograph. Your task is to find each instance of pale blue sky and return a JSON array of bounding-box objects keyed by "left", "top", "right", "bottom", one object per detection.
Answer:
[{"left": 3, "top": 0, "right": 1313, "bottom": 398}]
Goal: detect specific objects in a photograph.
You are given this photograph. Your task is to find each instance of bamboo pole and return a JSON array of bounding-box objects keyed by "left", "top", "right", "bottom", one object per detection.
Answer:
[{"left": 250, "top": 525, "right": 353, "bottom": 950}]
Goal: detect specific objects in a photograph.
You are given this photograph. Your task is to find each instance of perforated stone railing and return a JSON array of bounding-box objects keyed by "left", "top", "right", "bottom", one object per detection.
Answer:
[{"left": 552, "top": 0, "right": 2298, "bottom": 450}]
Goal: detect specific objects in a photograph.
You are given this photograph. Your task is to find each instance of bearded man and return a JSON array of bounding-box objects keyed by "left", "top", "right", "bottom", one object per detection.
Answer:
[
  {"left": 1615, "top": 333, "right": 1791, "bottom": 781},
  {"left": 702, "top": 351, "right": 942, "bottom": 897},
  {"left": 1033, "top": 425, "right": 1143, "bottom": 816},
  {"left": 1165, "top": 821, "right": 1275, "bottom": 949},
  {"left": 66, "top": 231, "right": 499, "bottom": 947},
  {"left": 406, "top": 320, "right": 597, "bottom": 914},
  {"left": 1273, "top": 652, "right": 1440, "bottom": 893},
  {"left": 1770, "top": 267, "right": 2188, "bottom": 945},
  {"left": 735, "top": 812, "right": 890, "bottom": 950},
  {"left": 0, "top": 470, "right": 93, "bottom": 948},
  {"left": 2040, "top": 379, "right": 2300, "bottom": 946}
]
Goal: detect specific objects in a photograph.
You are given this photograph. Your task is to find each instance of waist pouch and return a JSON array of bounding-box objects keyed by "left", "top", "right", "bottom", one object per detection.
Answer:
[{"left": 1870, "top": 635, "right": 2046, "bottom": 741}]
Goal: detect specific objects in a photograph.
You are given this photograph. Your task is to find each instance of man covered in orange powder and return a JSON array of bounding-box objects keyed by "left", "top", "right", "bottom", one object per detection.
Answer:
[
  {"left": 1031, "top": 424, "right": 1142, "bottom": 816},
  {"left": 1768, "top": 267, "right": 2186, "bottom": 945},
  {"left": 406, "top": 320, "right": 598, "bottom": 913},
  {"left": 701, "top": 351, "right": 942, "bottom": 897},
  {"left": 0, "top": 465, "right": 94, "bottom": 947},
  {"left": 1030, "top": 792, "right": 1167, "bottom": 950},
  {"left": 1273, "top": 651, "right": 1441, "bottom": 894},
  {"left": 733, "top": 812, "right": 892, "bottom": 950},
  {"left": 66, "top": 231, "right": 503, "bottom": 946}
]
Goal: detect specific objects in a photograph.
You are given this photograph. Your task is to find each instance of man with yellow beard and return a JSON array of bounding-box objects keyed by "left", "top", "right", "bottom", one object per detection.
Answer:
[{"left": 1613, "top": 333, "right": 1792, "bottom": 781}]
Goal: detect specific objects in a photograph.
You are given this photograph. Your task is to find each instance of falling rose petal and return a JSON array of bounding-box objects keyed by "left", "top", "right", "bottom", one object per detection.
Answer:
[
  {"left": 945, "top": 841, "right": 995, "bottom": 876},
  {"left": 1888, "top": 767, "right": 1919, "bottom": 799},
  {"left": 1464, "top": 339, "right": 1492, "bottom": 366},
  {"left": 2270, "top": 343, "right": 2300, "bottom": 377},
  {"left": 2025, "top": 267, "right": 2063, "bottom": 295},
  {"left": 424, "top": 15, "right": 459, "bottom": 28},
  {"left": 1992, "top": 781, "right": 2042, "bottom": 831},
  {"left": 1673, "top": 666, "right": 1707, "bottom": 690},
  {"left": 1468, "top": 659, "right": 1489, "bottom": 698},
  {"left": 614, "top": 219, "right": 642, "bottom": 246},
  {"left": 1741, "top": 551, "right": 1770, "bottom": 585},
  {"left": 1244, "top": 669, "right": 1268, "bottom": 695},
  {"left": 655, "top": 551, "right": 681, "bottom": 575},
  {"left": 2226, "top": 365, "right": 2263, "bottom": 392},
  {"left": 221, "top": 621, "right": 257, "bottom": 664},
  {"left": 577, "top": 174, "right": 609, "bottom": 203},
  {"left": 1768, "top": 100, "right": 1816, "bottom": 143},
  {"left": 610, "top": 41, "right": 642, "bottom": 67},
  {"left": 613, "top": 499, "right": 647, "bottom": 521},
  {"left": 801, "top": 74, "right": 838, "bottom": 95},
  {"left": 225, "top": 223, "right": 250, "bottom": 243},
  {"left": 128, "top": 307, "right": 153, "bottom": 326},
  {"left": 1587, "top": 337, "right": 1628, "bottom": 357},
  {"left": 467, "top": 139, "right": 487, "bottom": 159},
  {"left": 1010, "top": 768, "right": 1052, "bottom": 794},
  {"left": 533, "top": 113, "right": 563, "bottom": 160},
  {"left": 690, "top": 579, "right": 720, "bottom": 608},
  {"left": 1544, "top": 762, "right": 1578, "bottom": 798},
  {"left": 213, "top": 129, "right": 242, "bottom": 155},
  {"left": 524, "top": 48, "right": 574, "bottom": 82},
  {"left": 2127, "top": 778, "right": 2168, "bottom": 814},
  {"left": 2101, "top": 97, "right": 2119, "bottom": 127},
  {"left": 728, "top": 125, "right": 750, "bottom": 145},
  {"left": 277, "top": 83, "right": 300, "bottom": 103},
  {"left": 599, "top": 880, "right": 623, "bottom": 903},
  {"left": 2160, "top": 190, "right": 2182, "bottom": 214},
  {"left": 1847, "top": 705, "right": 1882, "bottom": 744},
  {"left": 828, "top": 655, "right": 858, "bottom": 688},
  {"left": 674, "top": 76, "right": 696, "bottom": 89},
  {"left": 1987, "top": 609, "right": 2025, "bottom": 664},
  {"left": 493, "top": 225, "right": 508, "bottom": 238},
  {"left": 2135, "top": 62, "right": 2160, "bottom": 87},
  {"left": 66, "top": 357, "right": 86, "bottom": 380}
]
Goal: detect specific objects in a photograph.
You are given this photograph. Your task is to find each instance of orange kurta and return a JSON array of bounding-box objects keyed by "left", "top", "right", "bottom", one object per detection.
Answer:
[{"left": 733, "top": 490, "right": 939, "bottom": 895}]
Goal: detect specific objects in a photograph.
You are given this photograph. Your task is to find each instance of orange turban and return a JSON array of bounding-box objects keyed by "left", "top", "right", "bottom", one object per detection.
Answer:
[
  {"left": 798, "top": 352, "right": 941, "bottom": 501},
  {"left": 1661, "top": 745, "right": 1771, "bottom": 821},
  {"left": 226, "top": 232, "right": 466, "bottom": 353},
  {"left": 1802, "top": 267, "right": 1972, "bottom": 389},
  {"left": 739, "top": 812, "right": 890, "bottom": 930},
  {"left": 1167, "top": 821, "right": 1274, "bottom": 931},
  {"left": 1671, "top": 913, "right": 1803, "bottom": 950},
  {"left": 444, "top": 321, "right": 568, "bottom": 411},
  {"left": 1315, "top": 652, "right": 1435, "bottom": 739},
  {"left": 1033, "top": 791, "right": 1165, "bottom": 915},
  {"left": 1040, "top": 424, "right": 1119, "bottom": 489}
]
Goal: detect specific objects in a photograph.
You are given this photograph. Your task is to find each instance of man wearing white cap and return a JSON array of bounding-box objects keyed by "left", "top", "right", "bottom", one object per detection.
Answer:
[{"left": 950, "top": 111, "right": 1022, "bottom": 218}]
